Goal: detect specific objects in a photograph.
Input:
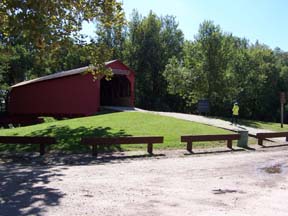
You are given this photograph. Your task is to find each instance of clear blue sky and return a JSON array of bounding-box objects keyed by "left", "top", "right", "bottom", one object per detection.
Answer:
[{"left": 83, "top": 0, "right": 288, "bottom": 51}]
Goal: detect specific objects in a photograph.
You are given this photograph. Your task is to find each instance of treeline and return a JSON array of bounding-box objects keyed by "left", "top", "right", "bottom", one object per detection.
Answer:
[
  {"left": 1, "top": 2, "right": 288, "bottom": 121},
  {"left": 124, "top": 12, "right": 288, "bottom": 121},
  {"left": 163, "top": 21, "right": 288, "bottom": 121}
]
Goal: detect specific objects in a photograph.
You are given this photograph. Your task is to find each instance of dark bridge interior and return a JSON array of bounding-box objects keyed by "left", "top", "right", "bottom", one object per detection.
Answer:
[{"left": 100, "top": 75, "right": 131, "bottom": 106}]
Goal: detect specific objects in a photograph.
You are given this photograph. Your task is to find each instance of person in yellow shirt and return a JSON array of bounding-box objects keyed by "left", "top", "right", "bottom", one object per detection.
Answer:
[{"left": 231, "top": 102, "right": 239, "bottom": 125}]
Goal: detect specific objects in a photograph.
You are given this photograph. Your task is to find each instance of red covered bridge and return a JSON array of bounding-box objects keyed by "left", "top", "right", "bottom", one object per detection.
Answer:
[{"left": 7, "top": 60, "right": 135, "bottom": 117}]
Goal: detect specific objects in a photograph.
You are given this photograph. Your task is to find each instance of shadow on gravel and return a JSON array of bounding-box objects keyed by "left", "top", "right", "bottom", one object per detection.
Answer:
[
  {"left": 184, "top": 148, "right": 245, "bottom": 155},
  {"left": 242, "top": 146, "right": 256, "bottom": 151},
  {"left": 0, "top": 164, "right": 66, "bottom": 216},
  {"left": 212, "top": 189, "right": 245, "bottom": 195},
  {"left": 261, "top": 143, "right": 288, "bottom": 148},
  {"left": 76, "top": 153, "right": 166, "bottom": 165},
  {"left": 0, "top": 152, "right": 166, "bottom": 166},
  {"left": 43, "top": 153, "right": 166, "bottom": 166},
  {"left": 262, "top": 164, "right": 283, "bottom": 174}
]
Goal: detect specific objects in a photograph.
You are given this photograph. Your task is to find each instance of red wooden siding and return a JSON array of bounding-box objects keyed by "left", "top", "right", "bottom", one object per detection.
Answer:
[
  {"left": 8, "top": 60, "right": 135, "bottom": 117},
  {"left": 9, "top": 73, "right": 100, "bottom": 116}
]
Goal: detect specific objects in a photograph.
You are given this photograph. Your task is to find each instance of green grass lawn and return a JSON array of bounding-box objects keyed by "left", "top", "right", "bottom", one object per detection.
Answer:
[
  {"left": 217, "top": 116, "right": 288, "bottom": 132},
  {"left": 0, "top": 112, "right": 234, "bottom": 153},
  {"left": 238, "top": 119, "right": 288, "bottom": 132}
]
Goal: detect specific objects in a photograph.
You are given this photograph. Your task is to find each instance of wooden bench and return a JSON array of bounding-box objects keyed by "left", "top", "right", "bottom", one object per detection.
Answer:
[
  {"left": 256, "top": 132, "right": 288, "bottom": 145},
  {"left": 181, "top": 134, "right": 241, "bottom": 152},
  {"left": 0, "top": 136, "right": 56, "bottom": 155},
  {"left": 81, "top": 136, "right": 164, "bottom": 156}
]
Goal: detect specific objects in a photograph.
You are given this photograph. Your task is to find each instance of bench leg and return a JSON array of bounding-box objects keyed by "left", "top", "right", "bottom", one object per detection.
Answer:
[
  {"left": 39, "top": 144, "right": 45, "bottom": 156},
  {"left": 92, "top": 144, "right": 98, "bottom": 157},
  {"left": 286, "top": 136, "right": 288, "bottom": 142},
  {"left": 258, "top": 139, "right": 263, "bottom": 146},
  {"left": 147, "top": 143, "right": 153, "bottom": 154},
  {"left": 187, "top": 141, "right": 192, "bottom": 152},
  {"left": 227, "top": 140, "right": 232, "bottom": 149}
]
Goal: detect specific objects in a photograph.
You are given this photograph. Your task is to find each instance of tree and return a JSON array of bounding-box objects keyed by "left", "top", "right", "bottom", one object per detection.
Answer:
[
  {"left": 0, "top": 0, "right": 125, "bottom": 82},
  {"left": 242, "top": 43, "right": 279, "bottom": 120},
  {"left": 195, "top": 21, "right": 233, "bottom": 113},
  {"left": 164, "top": 21, "right": 235, "bottom": 114},
  {"left": 123, "top": 10, "right": 184, "bottom": 110}
]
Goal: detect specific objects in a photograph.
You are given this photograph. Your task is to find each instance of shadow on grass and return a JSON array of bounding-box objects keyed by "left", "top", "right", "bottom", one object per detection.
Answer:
[
  {"left": 0, "top": 164, "right": 66, "bottom": 216},
  {"left": 94, "top": 108, "right": 119, "bottom": 116},
  {"left": 215, "top": 116, "right": 264, "bottom": 129},
  {"left": 0, "top": 125, "right": 131, "bottom": 153},
  {"left": 237, "top": 119, "right": 264, "bottom": 128}
]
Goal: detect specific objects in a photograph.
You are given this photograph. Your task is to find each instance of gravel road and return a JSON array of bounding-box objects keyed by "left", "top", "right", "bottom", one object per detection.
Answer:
[{"left": 1, "top": 146, "right": 288, "bottom": 216}]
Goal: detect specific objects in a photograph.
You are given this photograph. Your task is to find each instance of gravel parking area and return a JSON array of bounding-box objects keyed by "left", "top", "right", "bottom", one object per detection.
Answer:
[{"left": 1, "top": 145, "right": 288, "bottom": 216}]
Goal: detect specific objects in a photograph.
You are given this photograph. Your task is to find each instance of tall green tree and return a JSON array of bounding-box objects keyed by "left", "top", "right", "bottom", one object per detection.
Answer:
[
  {"left": 123, "top": 10, "right": 184, "bottom": 110},
  {"left": 164, "top": 21, "right": 234, "bottom": 114},
  {"left": 195, "top": 21, "right": 234, "bottom": 113},
  {"left": 242, "top": 43, "right": 279, "bottom": 120}
]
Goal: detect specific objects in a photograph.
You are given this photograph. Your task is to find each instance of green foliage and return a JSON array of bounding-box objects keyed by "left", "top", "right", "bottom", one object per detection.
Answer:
[
  {"left": 0, "top": 0, "right": 125, "bottom": 84},
  {"left": 163, "top": 20, "right": 287, "bottom": 121},
  {"left": 0, "top": 0, "right": 124, "bottom": 48},
  {"left": 237, "top": 43, "right": 280, "bottom": 120},
  {"left": 0, "top": 45, "right": 10, "bottom": 89},
  {"left": 123, "top": 10, "right": 184, "bottom": 110}
]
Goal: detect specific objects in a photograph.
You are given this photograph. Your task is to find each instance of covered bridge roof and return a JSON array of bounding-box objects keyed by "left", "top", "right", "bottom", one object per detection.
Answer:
[{"left": 12, "top": 60, "right": 133, "bottom": 88}]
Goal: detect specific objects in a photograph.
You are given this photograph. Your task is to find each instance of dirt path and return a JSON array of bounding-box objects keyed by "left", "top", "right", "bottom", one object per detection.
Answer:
[{"left": 1, "top": 147, "right": 288, "bottom": 216}]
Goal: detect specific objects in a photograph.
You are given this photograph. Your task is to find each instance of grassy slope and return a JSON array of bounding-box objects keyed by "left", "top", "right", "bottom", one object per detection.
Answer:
[
  {"left": 239, "top": 119, "right": 288, "bottom": 132},
  {"left": 0, "top": 112, "right": 233, "bottom": 152},
  {"left": 218, "top": 116, "right": 288, "bottom": 132}
]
